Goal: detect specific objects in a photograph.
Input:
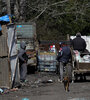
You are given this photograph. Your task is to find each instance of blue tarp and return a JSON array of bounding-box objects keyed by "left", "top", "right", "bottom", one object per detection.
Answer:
[{"left": 0, "top": 15, "right": 10, "bottom": 22}]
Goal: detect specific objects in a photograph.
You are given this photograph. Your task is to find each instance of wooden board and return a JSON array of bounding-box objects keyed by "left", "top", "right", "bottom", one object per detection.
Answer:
[{"left": 0, "top": 57, "right": 11, "bottom": 88}]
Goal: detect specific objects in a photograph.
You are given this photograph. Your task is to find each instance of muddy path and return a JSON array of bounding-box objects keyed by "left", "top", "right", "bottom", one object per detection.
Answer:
[{"left": 0, "top": 72, "right": 90, "bottom": 100}]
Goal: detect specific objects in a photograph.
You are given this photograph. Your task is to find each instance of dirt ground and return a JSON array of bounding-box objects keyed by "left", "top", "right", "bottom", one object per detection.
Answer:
[{"left": 0, "top": 72, "right": 90, "bottom": 100}]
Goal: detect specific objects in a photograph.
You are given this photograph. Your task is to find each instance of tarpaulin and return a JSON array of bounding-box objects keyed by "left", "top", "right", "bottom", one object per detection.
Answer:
[{"left": 0, "top": 15, "right": 10, "bottom": 22}]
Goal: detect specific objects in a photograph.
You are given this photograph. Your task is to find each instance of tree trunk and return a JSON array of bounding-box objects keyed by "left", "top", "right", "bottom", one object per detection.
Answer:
[
  {"left": 6, "top": 0, "right": 11, "bottom": 14},
  {"left": 14, "top": 0, "right": 20, "bottom": 20}
]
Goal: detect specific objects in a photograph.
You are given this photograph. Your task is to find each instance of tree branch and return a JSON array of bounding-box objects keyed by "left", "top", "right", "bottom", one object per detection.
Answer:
[{"left": 31, "top": 0, "right": 69, "bottom": 21}]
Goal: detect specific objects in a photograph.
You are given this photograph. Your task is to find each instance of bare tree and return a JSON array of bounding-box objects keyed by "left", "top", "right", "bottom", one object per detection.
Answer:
[
  {"left": 24, "top": 0, "right": 89, "bottom": 22},
  {"left": 14, "top": 0, "right": 20, "bottom": 19},
  {"left": 6, "top": 0, "right": 11, "bottom": 14}
]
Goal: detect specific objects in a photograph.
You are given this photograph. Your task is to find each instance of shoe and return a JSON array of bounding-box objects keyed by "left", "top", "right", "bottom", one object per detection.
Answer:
[
  {"left": 24, "top": 79, "right": 28, "bottom": 82},
  {"left": 58, "top": 79, "right": 60, "bottom": 82},
  {"left": 20, "top": 79, "right": 25, "bottom": 83},
  {"left": 20, "top": 79, "right": 28, "bottom": 83},
  {"left": 20, "top": 80, "right": 28, "bottom": 86},
  {"left": 60, "top": 80, "right": 63, "bottom": 83},
  {"left": 58, "top": 79, "right": 62, "bottom": 83}
]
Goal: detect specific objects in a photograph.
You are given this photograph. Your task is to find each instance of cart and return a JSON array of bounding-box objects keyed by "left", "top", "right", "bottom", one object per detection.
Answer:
[{"left": 72, "top": 50, "right": 90, "bottom": 82}]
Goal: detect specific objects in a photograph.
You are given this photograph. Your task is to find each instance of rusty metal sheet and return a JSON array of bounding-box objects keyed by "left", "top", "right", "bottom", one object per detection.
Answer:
[
  {"left": 78, "top": 63, "right": 90, "bottom": 70},
  {"left": 73, "top": 62, "right": 90, "bottom": 74},
  {"left": 0, "top": 36, "right": 8, "bottom": 57},
  {"left": 0, "top": 57, "right": 11, "bottom": 88}
]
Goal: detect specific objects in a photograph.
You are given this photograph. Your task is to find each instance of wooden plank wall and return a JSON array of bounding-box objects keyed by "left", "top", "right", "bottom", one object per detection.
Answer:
[
  {"left": 0, "top": 24, "right": 11, "bottom": 88},
  {"left": 0, "top": 58, "right": 11, "bottom": 88}
]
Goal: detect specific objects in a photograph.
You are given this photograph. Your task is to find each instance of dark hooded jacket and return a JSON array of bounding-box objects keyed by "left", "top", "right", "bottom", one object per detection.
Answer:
[
  {"left": 57, "top": 46, "right": 71, "bottom": 63},
  {"left": 18, "top": 42, "right": 28, "bottom": 64},
  {"left": 72, "top": 36, "right": 86, "bottom": 52}
]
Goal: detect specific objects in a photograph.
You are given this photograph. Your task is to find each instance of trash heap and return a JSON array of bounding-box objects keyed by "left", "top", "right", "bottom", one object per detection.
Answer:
[{"left": 74, "top": 50, "right": 90, "bottom": 63}]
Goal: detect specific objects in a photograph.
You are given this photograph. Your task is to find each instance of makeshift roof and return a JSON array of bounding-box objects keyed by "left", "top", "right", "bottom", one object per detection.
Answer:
[
  {"left": 0, "top": 15, "right": 10, "bottom": 31},
  {"left": 0, "top": 15, "right": 10, "bottom": 22}
]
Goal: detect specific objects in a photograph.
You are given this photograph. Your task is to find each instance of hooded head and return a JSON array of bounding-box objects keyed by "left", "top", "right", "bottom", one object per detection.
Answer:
[
  {"left": 76, "top": 32, "right": 81, "bottom": 37},
  {"left": 20, "top": 41, "right": 26, "bottom": 49},
  {"left": 59, "top": 41, "right": 65, "bottom": 47}
]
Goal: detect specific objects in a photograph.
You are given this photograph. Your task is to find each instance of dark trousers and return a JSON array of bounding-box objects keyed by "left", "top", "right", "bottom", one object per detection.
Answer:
[
  {"left": 59, "top": 62, "right": 72, "bottom": 81},
  {"left": 59, "top": 62, "right": 64, "bottom": 81},
  {"left": 20, "top": 63, "right": 27, "bottom": 81},
  {"left": 59, "top": 62, "right": 67, "bottom": 81}
]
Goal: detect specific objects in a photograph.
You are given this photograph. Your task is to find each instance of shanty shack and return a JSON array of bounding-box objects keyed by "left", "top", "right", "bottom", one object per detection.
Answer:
[{"left": 0, "top": 15, "right": 19, "bottom": 89}]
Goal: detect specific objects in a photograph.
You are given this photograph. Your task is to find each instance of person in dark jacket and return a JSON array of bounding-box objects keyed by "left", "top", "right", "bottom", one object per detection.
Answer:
[
  {"left": 72, "top": 32, "right": 86, "bottom": 52},
  {"left": 18, "top": 41, "right": 28, "bottom": 82},
  {"left": 57, "top": 42, "right": 72, "bottom": 82}
]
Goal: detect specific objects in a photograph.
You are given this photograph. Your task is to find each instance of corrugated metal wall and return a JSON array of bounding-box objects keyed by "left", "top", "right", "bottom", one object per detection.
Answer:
[{"left": 7, "top": 24, "right": 20, "bottom": 87}]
